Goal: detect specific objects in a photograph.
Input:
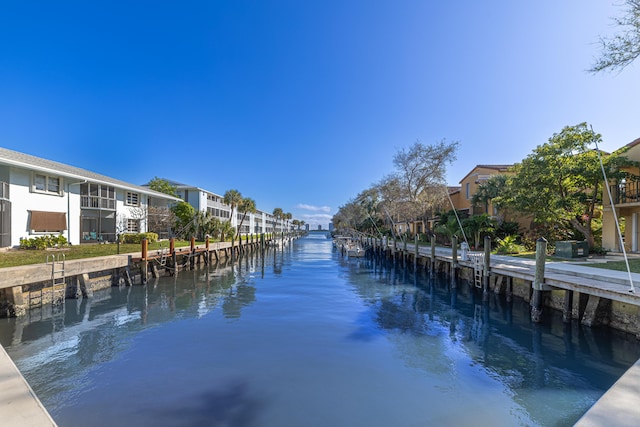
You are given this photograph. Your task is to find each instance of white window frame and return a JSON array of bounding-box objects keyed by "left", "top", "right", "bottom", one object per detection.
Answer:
[
  {"left": 32, "top": 173, "right": 63, "bottom": 196},
  {"left": 126, "top": 191, "right": 140, "bottom": 206},
  {"left": 127, "top": 219, "right": 140, "bottom": 233}
]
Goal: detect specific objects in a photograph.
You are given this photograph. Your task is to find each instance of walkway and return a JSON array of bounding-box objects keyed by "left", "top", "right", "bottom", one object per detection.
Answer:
[{"left": 0, "top": 344, "right": 56, "bottom": 426}]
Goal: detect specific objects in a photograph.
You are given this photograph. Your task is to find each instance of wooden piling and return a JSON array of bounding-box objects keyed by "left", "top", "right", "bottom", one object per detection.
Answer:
[
  {"left": 451, "top": 236, "right": 458, "bottom": 281},
  {"left": 483, "top": 236, "right": 491, "bottom": 300},
  {"left": 141, "top": 238, "right": 148, "bottom": 285},
  {"left": 531, "top": 237, "right": 547, "bottom": 323},
  {"left": 430, "top": 233, "right": 436, "bottom": 274}
]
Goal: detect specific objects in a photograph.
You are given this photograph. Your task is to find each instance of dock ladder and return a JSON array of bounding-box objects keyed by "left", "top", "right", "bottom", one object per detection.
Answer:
[
  {"left": 46, "top": 253, "right": 66, "bottom": 305},
  {"left": 158, "top": 244, "right": 169, "bottom": 266},
  {"left": 470, "top": 253, "right": 484, "bottom": 288}
]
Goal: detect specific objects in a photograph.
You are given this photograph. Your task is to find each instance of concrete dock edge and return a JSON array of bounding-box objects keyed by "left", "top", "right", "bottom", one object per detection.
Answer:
[
  {"left": 575, "top": 357, "right": 640, "bottom": 426},
  {"left": 0, "top": 343, "right": 57, "bottom": 426}
]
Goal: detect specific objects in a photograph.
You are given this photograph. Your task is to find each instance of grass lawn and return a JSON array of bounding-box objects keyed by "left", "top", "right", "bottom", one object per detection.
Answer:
[
  {"left": 582, "top": 259, "right": 640, "bottom": 273},
  {"left": 0, "top": 240, "right": 199, "bottom": 269}
]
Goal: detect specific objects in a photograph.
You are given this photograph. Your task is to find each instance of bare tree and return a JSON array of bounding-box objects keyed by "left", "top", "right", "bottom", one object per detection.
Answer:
[
  {"left": 390, "top": 139, "right": 458, "bottom": 227},
  {"left": 590, "top": 0, "right": 640, "bottom": 72}
]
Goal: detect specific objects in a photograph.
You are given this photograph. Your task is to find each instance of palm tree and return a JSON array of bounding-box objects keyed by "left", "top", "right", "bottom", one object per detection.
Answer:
[
  {"left": 223, "top": 189, "right": 243, "bottom": 227},
  {"left": 299, "top": 220, "right": 305, "bottom": 231},
  {"left": 462, "top": 214, "right": 497, "bottom": 249},
  {"left": 236, "top": 197, "right": 256, "bottom": 238},
  {"left": 285, "top": 212, "right": 292, "bottom": 233},
  {"left": 272, "top": 208, "right": 283, "bottom": 235}
]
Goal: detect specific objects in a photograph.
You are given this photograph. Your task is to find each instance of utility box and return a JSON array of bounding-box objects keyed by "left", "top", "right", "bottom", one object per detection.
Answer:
[{"left": 555, "top": 240, "right": 589, "bottom": 258}]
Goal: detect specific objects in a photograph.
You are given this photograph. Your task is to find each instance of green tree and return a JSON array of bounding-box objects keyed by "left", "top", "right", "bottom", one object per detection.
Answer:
[
  {"left": 434, "top": 210, "right": 467, "bottom": 244},
  {"left": 462, "top": 214, "right": 497, "bottom": 249},
  {"left": 147, "top": 177, "right": 177, "bottom": 197},
  {"left": 236, "top": 197, "right": 256, "bottom": 237},
  {"left": 590, "top": 0, "right": 640, "bottom": 72},
  {"left": 284, "top": 212, "right": 292, "bottom": 232},
  {"left": 170, "top": 201, "right": 196, "bottom": 238},
  {"left": 223, "top": 189, "right": 243, "bottom": 226},
  {"left": 471, "top": 174, "right": 508, "bottom": 215},
  {"left": 272, "top": 208, "right": 283, "bottom": 234},
  {"left": 503, "top": 123, "right": 633, "bottom": 248}
]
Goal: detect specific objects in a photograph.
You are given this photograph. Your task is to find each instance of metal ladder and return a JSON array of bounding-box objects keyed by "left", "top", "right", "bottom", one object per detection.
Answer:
[
  {"left": 46, "top": 253, "right": 66, "bottom": 305},
  {"left": 471, "top": 253, "right": 484, "bottom": 288},
  {"left": 159, "top": 245, "right": 168, "bottom": 266}
]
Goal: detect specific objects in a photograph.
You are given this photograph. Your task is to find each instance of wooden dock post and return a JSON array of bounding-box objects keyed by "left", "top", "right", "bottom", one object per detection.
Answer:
[
  {"left": 170, "top": 238, "right": 178, "bottom": 274},
  {"left": 483, "top": 236, "right": 491, "bottom": 300},
  {"left": 414, "top": 235, "right": 419, "bottom": 271},
  {"left": 430, "top": 233, "right": 436, "bottom": 274},
  {"left": 451, "top": 236, "right": 458, "bottom": 282},
  {"left": 141, "top": 238, "right": 148, "bottom": 285},
  {"left": 531, "top": 237, "right": 547, "bottom": 323},
  {"left": 563, "top": 290, "right": 574, "bottom": 322},
  {"left": 393, "top": 237, "right": 397, "bottom": 264},
  {"left": 190, "top": 237, "right": 196, "bottom": 269},
  {"left": 403, "top": 238, "right": 408, "bottom": 268}
]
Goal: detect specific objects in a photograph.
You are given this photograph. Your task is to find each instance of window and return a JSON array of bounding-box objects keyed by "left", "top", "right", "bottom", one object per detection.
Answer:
[
  {"left": 126, "top": 192, "right": 140, "bottom": 206},
  {"left": 80, "top": 183, "right": 116, "bottom": 209},
  {"left": 32, "top": 173, "right": 63, "bottom": 195},
  {"left": 127, "top": 219, "right": 139, "bottom": 233},
  {"left": 465, "top": 182, "right": 470, "bottom": 199}
]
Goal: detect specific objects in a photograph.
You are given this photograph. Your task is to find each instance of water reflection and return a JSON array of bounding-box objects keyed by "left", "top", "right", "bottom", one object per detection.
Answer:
[
  {"left": 1, "top": 236, "right": 640, "bottom": 427},
  {"left": 342, "top": 256, "right": 640, "bottom": 425}
]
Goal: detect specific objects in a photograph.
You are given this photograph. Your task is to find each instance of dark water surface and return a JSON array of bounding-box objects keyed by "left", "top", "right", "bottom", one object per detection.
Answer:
[{"left": 2, "top": 234, "right": 640, "bottom": 426}]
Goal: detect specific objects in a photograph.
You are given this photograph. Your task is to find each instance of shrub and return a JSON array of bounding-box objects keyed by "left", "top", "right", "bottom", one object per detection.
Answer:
[
  {"left": 119, "top": 232, "right": 158, "bottom": 244},
  {"left": 495, "top": 235, "right": 525, "bottom": 255},
  {"left": 19, "top": 234, "right": 69, "bottom": 250},
  {"left": 589, "top": 245, "right": 609, "bottom": 256}
]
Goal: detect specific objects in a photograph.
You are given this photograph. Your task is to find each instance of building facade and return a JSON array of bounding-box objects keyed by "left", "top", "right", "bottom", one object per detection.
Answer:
[
  {"left": 602, "top": 138, "right": 640, "bottom": 252},
  {"left": 0, "top": 147, "right": 181, "bottom": 248}
]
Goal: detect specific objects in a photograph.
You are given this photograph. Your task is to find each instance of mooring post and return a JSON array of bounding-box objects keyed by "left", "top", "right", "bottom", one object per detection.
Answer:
[
  {"left": 483, "top": 236, "right": 491, "bottom": 300},
  {"left": 403, "top": 238, "right": 407, "bottom": 268},
  {"left": 393, "top": 237, "right": 397, "bottom": 264},
  {"left": 141, "top": 238, "right": 148, "bottom": 285},
  {"left": 531, "top": 237, "right": 547, "bottom": 323},
  {"left": 414, "top": 235, "right": 419, "bottom": 271},
  {"left": 170, "top": 238, "right": 177, "bottom": 274},
  {"left": 430, "top": 233, "right": 436, "bottom": 274},
  {"left": 190, "top": 237, "right": 196, "bottom": 269},
  {"left": 231, "top": 235, "right": 235, "bottom": 262},
  {"left": 205, "top": 235, "right": 211, "bottom": 263},
  {"left": 451, "top": 236, "right": 458, "bottom": 281},
  {"left": 563, "top": 290, "right": 574, "bottom": 323}
]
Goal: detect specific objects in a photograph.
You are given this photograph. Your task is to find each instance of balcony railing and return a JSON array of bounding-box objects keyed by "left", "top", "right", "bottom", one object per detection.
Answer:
[
  {"left": 81, "top": 196, "right": 116, "bottom": 210},
  {"left": 611, "top": 181, "right": 640, "bottom": 204}
]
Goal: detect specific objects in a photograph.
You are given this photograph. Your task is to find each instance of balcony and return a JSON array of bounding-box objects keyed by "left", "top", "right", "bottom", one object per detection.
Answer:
[
  {"left": 81, "top": 196, "right": 116, "bottom": 210},
  {"left": 611, "top": 180, "right": 640, "bottom": 205}
]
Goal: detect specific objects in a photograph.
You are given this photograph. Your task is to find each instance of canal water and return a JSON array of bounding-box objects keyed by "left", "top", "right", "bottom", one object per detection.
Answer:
[{"left": 2, "top": 233, "right": 640, "bottom": 426}]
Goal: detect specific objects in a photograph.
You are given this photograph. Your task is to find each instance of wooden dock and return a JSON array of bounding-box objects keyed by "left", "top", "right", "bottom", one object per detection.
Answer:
[{"left": 343, "top": 235, "right": 640, "bottom": 335}]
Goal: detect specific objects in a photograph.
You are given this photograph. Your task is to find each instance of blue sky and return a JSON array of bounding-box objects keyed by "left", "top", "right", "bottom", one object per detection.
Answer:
[{"left": 1, "top": 1, "right": 639, "bottom": 229}]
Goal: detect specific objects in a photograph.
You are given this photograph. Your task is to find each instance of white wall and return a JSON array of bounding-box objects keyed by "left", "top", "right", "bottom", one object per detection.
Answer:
[{"left": 10, "top": 168, "right": 69, "bottom": 246}]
